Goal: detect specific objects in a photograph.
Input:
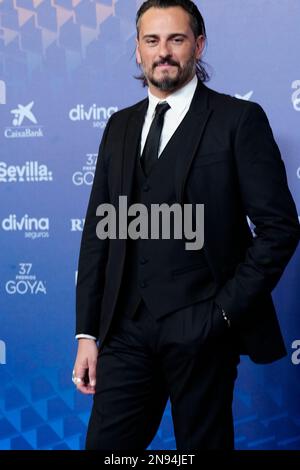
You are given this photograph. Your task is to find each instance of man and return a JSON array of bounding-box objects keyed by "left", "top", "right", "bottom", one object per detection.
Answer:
[{"left": 73, "top": 0, "right": 300, "bottom": 450}]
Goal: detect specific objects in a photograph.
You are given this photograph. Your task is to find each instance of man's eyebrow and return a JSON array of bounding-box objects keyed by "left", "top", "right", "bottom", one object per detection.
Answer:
[{"left": 141, "top": 33, "right": 188, "bottom": 40}]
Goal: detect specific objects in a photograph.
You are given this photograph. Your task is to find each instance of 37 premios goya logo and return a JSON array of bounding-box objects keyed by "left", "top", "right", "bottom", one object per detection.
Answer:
[
  {"left": 5, "top": 263, "right": 47, "bottom": 295},
  {"left": 72, "top": 153, "right": 97, "bottom": 186}
]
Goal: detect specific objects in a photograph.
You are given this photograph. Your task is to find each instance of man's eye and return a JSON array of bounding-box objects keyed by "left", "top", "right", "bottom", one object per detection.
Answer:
[
  {"left": 173, "top": 37, "right": 184, "bottom": 44},
  {"left": 146, "top": 39, "right": 157, "bottom": 45}
]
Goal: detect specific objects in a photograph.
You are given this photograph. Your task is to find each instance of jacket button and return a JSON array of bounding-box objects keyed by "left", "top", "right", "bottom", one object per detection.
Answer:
[
  {"left": 139, "top": 280, "right": 147, "bottom": 288},
  {"left": 142, "top": 184, "right": 150, "bottom": 192},
  {"left": 140, "top": 257, "right": 148, "bottom": 265}
]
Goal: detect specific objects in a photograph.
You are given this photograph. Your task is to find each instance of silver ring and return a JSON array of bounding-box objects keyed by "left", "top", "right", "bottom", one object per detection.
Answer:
[{"left": 72, "top": 370, "right": 82, "bottom": 385}]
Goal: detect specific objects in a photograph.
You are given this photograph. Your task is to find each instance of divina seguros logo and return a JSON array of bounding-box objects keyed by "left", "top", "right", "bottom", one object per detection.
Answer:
[
  {"left": 5, "top": 263, "right": 47, "bottom": 295},
  {"left": 1, "top": 214, "right": 50, "bottom": 239},
  {"left": 69, "top": 104, "right": 118, "bottom": 128},
  {"left": 0, "top": 161, "right": 53, "bottom": 183}
]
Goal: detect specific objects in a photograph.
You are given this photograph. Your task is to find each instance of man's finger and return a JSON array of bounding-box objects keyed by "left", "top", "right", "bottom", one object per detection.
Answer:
[
  {"left": 75, "top": 365, "right": 87, "bottom": 381},
  {"left": 76, "top": 382, "right": 95, "bottom": 395},
  {"left": 88, "top": 362, "right": 97, "bottom": 388}
]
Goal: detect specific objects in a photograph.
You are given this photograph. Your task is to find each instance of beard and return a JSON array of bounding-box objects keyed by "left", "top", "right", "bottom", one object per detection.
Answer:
[{"left": 142, "top": 54, "right": 196, "bottom": 91}]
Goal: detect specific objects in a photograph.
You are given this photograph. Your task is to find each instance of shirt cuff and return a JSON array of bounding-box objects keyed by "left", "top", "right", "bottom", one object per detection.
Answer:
[{"left": 75, "top": 334, "right": 97, "bottom": 340}]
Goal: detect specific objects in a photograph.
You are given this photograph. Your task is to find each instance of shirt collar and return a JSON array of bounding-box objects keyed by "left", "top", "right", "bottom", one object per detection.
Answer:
[{"left": 147, "top": 74, "right": 198, "bottom": 117}]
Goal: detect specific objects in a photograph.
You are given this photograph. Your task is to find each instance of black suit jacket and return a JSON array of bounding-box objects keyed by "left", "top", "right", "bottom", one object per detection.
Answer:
[{"left": 76, "top": 80, "right": 300, "bottom": 364}]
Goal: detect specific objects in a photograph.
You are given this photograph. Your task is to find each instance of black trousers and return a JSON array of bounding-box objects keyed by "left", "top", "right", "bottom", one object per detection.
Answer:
[{"left": 85, "top": 298, "right": 240, "bottom": 450}]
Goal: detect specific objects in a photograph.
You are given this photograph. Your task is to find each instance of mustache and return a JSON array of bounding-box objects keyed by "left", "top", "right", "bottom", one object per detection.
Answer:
[{"left": 153, "top": 59, "right": 179, "bottom": 68}]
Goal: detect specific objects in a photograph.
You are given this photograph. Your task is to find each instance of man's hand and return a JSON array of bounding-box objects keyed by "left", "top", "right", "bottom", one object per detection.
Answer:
[{"left": 73, "top": 339, "right": 98, "bottom": 395}]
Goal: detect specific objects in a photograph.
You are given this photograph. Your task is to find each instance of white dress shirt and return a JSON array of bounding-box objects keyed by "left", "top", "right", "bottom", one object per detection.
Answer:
[
  {"left": 76, "top": 75, "right": 198, "bottom": 341},
  {"left": 140, "top": 74, "right": 198, "bottom": 157}
]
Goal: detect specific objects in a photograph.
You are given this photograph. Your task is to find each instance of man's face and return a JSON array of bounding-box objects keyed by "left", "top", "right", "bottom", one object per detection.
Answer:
[{"left": 136, "top": 6, "right": 205, "bottom": 95}]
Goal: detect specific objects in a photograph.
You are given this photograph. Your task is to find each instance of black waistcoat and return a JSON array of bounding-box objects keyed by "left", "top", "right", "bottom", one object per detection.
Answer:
[{"left": 115, "top": 121, "right": 216, "bottom": 320}]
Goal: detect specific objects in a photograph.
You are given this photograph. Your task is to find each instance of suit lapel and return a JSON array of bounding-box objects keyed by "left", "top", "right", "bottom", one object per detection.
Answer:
[
  {"left": 121, "top": 99, "right": 148, "bottom": 203},
  {"left": 173, "top": 81, "right": 213, "bottom": 204},
  {"left": 120, "top": 80, "right": 213, "bottom": 205}
]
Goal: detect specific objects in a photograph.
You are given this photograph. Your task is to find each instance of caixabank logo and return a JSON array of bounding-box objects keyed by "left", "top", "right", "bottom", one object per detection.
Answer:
[
  {"left": 72, "top": 153, "right": 98, "bottom": 186},
  {"left": 4, "top": 101, "right": 44, "bottom": 138},
  {"left": 0, "top": 161, "right": 53, "bottom": 183},
  {"left": 69, "top": 104, "right": 118, "bottom": 129},
  {"left": 1, "top": 214, "right": 50, "bottom": 240},
  {"left": 5, "top": 263, "right": 47, "bottom": 296}
]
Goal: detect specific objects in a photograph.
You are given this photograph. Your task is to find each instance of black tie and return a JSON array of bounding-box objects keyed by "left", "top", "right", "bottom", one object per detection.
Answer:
[{"left": 141, "top": 101, "right": 170, "bottom": 176}]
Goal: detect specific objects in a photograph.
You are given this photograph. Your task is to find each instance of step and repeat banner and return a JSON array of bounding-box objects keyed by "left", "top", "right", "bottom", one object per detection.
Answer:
[{"left": 0, "top": 0, "right": 299, "bottom": 450}]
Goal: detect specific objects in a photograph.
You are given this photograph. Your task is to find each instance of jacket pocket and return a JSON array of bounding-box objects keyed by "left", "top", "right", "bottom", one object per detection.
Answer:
[
  {"left": 192, "top": 149, "right": 230, "bottom": 168},
  {"left": 172, "top": 263, "right": 209, "bottom": 277}
]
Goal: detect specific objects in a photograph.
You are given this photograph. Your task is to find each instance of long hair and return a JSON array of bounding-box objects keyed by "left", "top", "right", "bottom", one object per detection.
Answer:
[{"left": 135, "top": 0, "right": 210, "bottom": 85}]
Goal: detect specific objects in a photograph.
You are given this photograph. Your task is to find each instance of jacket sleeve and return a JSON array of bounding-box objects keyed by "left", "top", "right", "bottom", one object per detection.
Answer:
[
  {"left": 75, "top": 115, "right": 115, "bottom": 338},
  {"left": 215, "top": 102, "right": 300, "bottom": 325}
]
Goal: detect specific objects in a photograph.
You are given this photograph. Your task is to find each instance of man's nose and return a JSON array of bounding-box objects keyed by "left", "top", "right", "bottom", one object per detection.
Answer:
[{"left": 157, "top": 40, "right": 171, "bottom": 58}]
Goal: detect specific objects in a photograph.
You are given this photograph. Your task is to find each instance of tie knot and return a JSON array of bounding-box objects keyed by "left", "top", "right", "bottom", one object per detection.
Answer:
[{"left": 155, "top": 101, "right": 170, "bottom": 117}]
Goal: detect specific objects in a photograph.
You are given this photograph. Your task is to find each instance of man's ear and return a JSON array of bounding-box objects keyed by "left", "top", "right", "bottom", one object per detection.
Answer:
[
  {"left": 136, "top": 37, "right": 141, "bottom": 65},
  {"left": 195, "top": 35, "right": 205, "bottom": 61}
]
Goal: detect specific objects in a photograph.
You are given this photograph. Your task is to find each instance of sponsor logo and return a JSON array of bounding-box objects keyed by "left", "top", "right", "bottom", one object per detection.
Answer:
[
  {"left": 0, "top": 161, "right": 53, "bottom": 183},
  {"left": 0, "top": 80, "right": 6, "bottom": 105},
  {"left": 4, "top": 101, "right": 44, "bottom": 138},
  {"left": 291, "top": 340, "right": 300, "bottom": 365},
  {"left": 5, "top": 263, "right": 47, "bottom": 295},
  {"left": 235, "top": 91, "right": 253, "bottom": 101},
  {"left": 292, "top": 80, "right": 300, "bottom": 111},
  {"left": 72, "top": 153, "right": 97, "bottom": 186},
  {"left": 71, "top": 219, "right": 85, "bottom": 232},
  {"left": 1, "top": 214, "right": 50, "bottom": 239},
  {"left": 69, "top": 104, "right": 118, "bottom": 128},
  {"left": 0, "top": 340, "right": 6, "bottom": 365}
]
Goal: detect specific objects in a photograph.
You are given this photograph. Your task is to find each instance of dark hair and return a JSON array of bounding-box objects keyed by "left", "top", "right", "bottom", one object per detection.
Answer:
[{"left": 135, "top": 0, "right": 210, "bottom": 84}]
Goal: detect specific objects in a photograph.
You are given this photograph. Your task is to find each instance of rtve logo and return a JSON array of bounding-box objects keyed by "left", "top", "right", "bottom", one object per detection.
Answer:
[{"left": 71, "top": 219, "right": 85, "bottom": 232}]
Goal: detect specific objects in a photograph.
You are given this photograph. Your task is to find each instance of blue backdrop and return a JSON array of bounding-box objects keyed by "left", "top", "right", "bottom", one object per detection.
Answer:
[{"left": 0, "top": 0, "right": 299, "bottom": 450}]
